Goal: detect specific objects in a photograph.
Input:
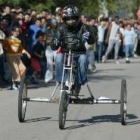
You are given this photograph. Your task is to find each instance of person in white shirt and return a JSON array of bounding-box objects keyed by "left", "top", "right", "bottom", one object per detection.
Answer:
[
  {"left": 123, "top": 23, "right": 137, "bottom": 63},
  {"left": 102, "top": 16, "right": 121, "bottom": 64}
]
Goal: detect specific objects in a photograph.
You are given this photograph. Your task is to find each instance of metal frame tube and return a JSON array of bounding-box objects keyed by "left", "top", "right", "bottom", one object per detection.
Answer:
[{"left": 93, "top": 99, "right": 120, "bottom": 104}]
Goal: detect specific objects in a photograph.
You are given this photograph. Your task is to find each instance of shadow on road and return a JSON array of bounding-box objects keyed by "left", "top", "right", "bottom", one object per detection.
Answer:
[
  {"left": 87, "top": 74, "right": 130, "bottom": 83},
  {"left": 24, "top": 117, "right": 51, "bottom": 123},
  {"left": 22, "top": 113, "right": 139, "bottom": 129},
  {"left": 95, "top": 68, "right": 125, "bottom": 73},
  {"left": 27, "top": 82, "right": 57, "bottom": 89},
  {"left": 65, "top": 113, "right": 138, "bottom": 130},
  {"left": 126, "top": 119, "right": 140, "bottom": 126}
]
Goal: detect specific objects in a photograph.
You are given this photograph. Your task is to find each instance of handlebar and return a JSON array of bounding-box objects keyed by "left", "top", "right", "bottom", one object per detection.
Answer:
[{"left": 60, "top": 35, "right": 80, "bottom": 49}]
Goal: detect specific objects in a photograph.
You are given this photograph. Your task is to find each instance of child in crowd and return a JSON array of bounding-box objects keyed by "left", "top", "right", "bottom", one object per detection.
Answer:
[
  {"left": 31, "top": 30, "right": 46, "bottom": 84},
  {"left": 2, "top": 26, "right": 31, "bottom": 90}
]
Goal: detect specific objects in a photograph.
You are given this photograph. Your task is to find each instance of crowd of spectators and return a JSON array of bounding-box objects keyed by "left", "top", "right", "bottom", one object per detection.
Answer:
[{"left": 0, "top": 4, "right": 140, "bottom": 91}]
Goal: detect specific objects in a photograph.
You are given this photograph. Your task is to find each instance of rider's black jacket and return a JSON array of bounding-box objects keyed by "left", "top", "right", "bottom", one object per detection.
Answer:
[{"left": 51, "top": 21, "right": 97, "bottom": 54}]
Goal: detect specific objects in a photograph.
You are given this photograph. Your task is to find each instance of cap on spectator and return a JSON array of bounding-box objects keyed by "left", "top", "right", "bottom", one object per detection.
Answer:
[
  {"left": 52, "top": 18, "right": 57, "bottom": 24},
  {"left": 55, "top": 7, "right": 61, "bottom": 13}
]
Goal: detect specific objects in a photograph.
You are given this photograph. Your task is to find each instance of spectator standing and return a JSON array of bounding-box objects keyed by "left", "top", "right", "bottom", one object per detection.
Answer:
[
  {"left": 80, "top": 15, "right": 87, "bottom": 24},
  {"left": 118, "top": 20, "right": 125, "bottom": 58},
  {"left": 0, "top": 18, "right": 10, "bottom": 37},
  {"left": 86, "top": 17, "right": 97, "bottom": 72},
  {"left": 45, "top": 19, "right": 58, "bottom": 83},
  {"left": 20, "top": 12, "right": 32, "bottom": 54},
  {"left": 55, "top": 7, "right": 63, "bottom": 25},
  {"left": 102, "top": 16, "right": 121, "bottom": 64},
  {"left": 40, "top": 10, "right": 48, "bottom": 18},
  {"left": 97, "top": 18, "right": 107, "bottom": 62},
  {"left": 2, "top": 26, "right": 31, "bottom": 90},
  {"left": 1, "top": 5, "right": 12, "bottom": 33},
  {"left": 123, "top": 23, "right": 137, "bottom": 63},
  {"left": 132, "top": 22, "right": 138, "bottom": 57},
  {"left": 28, "top": 18, "right": 47, "bottom": 47},
  {"left": 55, "top": 7, "right": 62, "bottom": 19},
  {"left": 0, "top": 18, "right": 11, "bottom": 84},
  {"left": 31, "top": 30, "right": 46, "bottom": 84}
]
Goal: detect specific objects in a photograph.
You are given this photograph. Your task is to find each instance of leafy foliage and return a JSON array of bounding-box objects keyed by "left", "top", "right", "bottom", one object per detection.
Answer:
[{"left": 0, "top": 0, "right": 139, "bottom": 18}]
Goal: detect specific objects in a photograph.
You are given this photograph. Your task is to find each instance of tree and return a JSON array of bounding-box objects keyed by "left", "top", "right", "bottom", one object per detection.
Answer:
[{"left": 0, "top": 0, "right": 139, "bottom": 18}]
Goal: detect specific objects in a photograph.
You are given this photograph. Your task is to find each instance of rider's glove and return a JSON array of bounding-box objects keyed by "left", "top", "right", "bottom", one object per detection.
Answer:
[
  {"left": 53, "top": 38, "right": 60, "bottom": 46},
  {"left": 82, "top": 32, "right": 90, "bottom": 43},
  {"left": 51, "top": 38, "right": 61, "bottom": 50}
]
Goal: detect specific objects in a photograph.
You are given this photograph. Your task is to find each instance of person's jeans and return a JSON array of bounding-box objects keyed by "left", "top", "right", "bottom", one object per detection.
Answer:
[
  {"left": 86, "top": 49, "right": 95, "bottom": 70},
  {"left": 55, "top": 53, "right": 88, "bottom": 85},
  {"left": 124, "top": 44, "right": 134, "bottom": 58},
  {"left": 104, "top": 39, "right": 120, "bottom": 60},
  {"left": 45, "top": 46, "right": 56, "bottom": 82},
  {"left": 97, "top": 41, "right": 104, "bottom": 62},
  {"left": 39, "top": 60, "right": 46, "bottom": 79}
]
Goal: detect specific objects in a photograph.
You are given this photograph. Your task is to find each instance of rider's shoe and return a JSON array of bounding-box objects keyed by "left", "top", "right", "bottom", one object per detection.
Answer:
[
  {"left": 63, "top": 85, "right": 69, "bottom": 90},
  {"left": 73, "top": 84, "right": 81, "bottom": 97}
]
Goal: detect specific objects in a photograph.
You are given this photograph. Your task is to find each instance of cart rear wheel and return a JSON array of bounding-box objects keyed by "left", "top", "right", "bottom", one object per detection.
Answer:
[
  {"left": 120, "top": 79, "right": 127, "bottom": 125},
  {"left": 59, "top": 91, "right": 68, "bottom": 129},
  {"left": 18, "top": 76, "right": 28, "bottom": 122}
]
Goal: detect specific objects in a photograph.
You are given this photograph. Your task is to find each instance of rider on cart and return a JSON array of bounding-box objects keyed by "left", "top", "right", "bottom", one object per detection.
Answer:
[{"left": 51, "top": 5, "right": 97, "bottom": 97}]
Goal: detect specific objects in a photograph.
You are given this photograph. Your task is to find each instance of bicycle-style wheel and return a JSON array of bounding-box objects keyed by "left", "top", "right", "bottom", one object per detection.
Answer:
[
  {"left": 59, "top": 91, "right": 68, "bottom": 129},
  {"left": 120, "top": 79, "right": 127, "bottom": 125},
  {"left": 18, "top": 76, "right": 28, "bottom": 122}
]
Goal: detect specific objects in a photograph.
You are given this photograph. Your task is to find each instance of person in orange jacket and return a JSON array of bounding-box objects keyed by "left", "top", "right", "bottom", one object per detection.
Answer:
[{"left": 2, "top": 26, "right": 31, "bottom": 90}]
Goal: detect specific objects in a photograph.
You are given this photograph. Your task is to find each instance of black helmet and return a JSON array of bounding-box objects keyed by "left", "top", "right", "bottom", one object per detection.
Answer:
[
  {"left": 62, "top": 5, "right": 79, "bottom": 19},
  {"left": 62, "top": 5, "right": 79, "bottom": 28}
]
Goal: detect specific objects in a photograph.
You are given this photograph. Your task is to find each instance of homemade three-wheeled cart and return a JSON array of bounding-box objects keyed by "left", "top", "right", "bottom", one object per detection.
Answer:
[{"left": 18, "top": 36, "right": 127, "bottom": 129}]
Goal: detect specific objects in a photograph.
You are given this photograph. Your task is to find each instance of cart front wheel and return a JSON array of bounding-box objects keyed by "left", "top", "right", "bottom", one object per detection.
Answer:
[
  {"left": 120, "top": 79, "right": 127, "bottom": 125},
  {"left": 18, "top": 76, "right": 28, "bottom": 122},
  {"left": 59, "top": 91, "right": 68, "bottom": 129}
]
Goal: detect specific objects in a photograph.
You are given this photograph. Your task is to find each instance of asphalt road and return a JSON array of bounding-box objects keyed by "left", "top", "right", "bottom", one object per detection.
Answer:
[{"left": 0, "top": 57, "right": 140, "bottom": 140}]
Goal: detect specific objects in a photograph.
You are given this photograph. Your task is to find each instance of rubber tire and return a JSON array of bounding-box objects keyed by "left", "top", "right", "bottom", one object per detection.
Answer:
[
  {"left": 59, "top": 91, "right": 68, "bottom": 129},
  {"left": 120, "top": 79, "right": 127, "bottom": 125},
  {"left": 18, "top": 76, "right": 28, "bottom": 122}
]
